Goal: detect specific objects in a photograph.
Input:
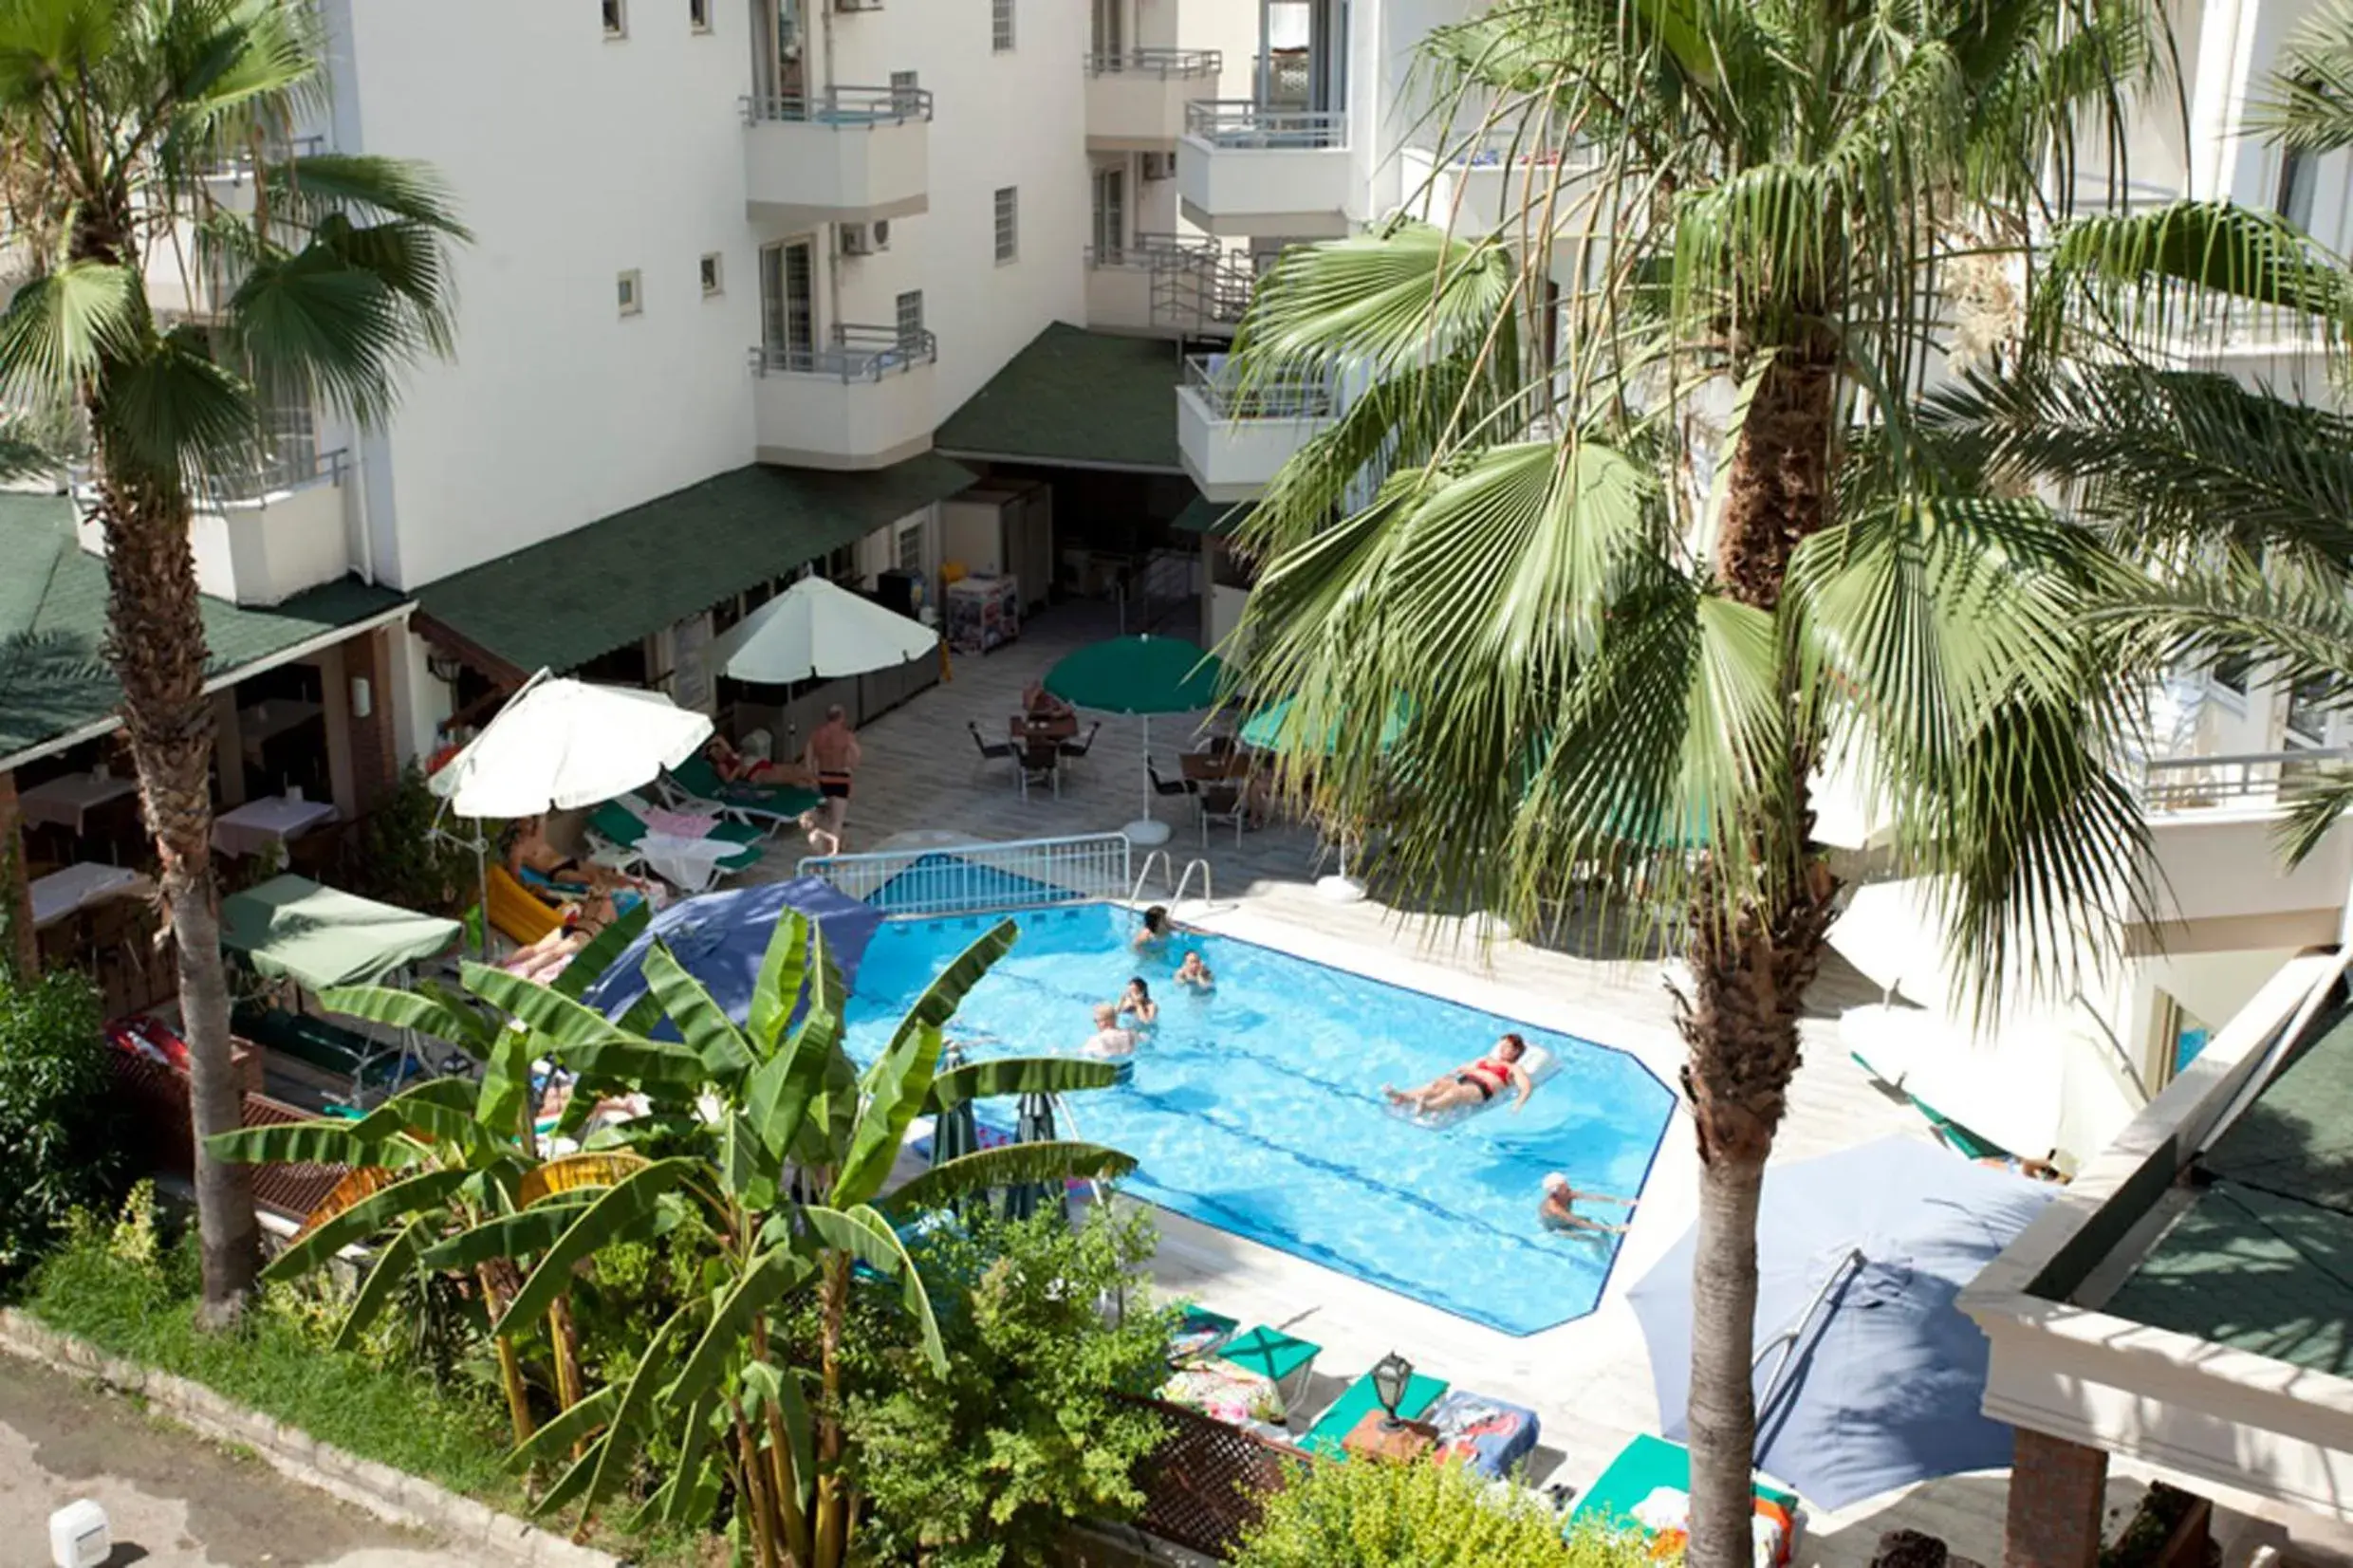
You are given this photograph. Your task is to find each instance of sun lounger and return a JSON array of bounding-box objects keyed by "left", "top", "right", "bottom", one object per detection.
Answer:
[
  {"left": 486, "top": 863, "right": 566, "bottom": 946},
  {"left": 1300, "top": 1365, "right": 1449, "bottom": 1460},
  {"left": 1848, "top": 1050, "right": 2013, "bottom": 1161},
  {"left": 662, "top": 755, "right": 822, "bottom": 828},
  {"left": 1572, "top": 1433, "right": 1799, "bottom": 1567},
  {"left": 1218, "top": 1324, "right": 1322, "bottom": 1416},
  {"left": 1170, "top": 1305, "right": 1240, "bottom": 1364},
  {"left": 587, "top": 797, "right": 763, "bottom": 886}
]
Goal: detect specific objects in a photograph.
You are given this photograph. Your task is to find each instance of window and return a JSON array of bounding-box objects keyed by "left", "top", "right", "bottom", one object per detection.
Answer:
[
  {"left": 895, "top": 289, "right": 925, "bottom": 346},
  {"left": 992, "top": 187, "right": 1018, "bottom": 264},
  {"left": 1090, "top": 166, "right": 1126, "bottom": 262},
  {"left": 991, "top": 0, "right": 1014, "bottom": 50},
  {"left": 889, "top": 69, "right": 921, "bottom": 114},
  {"left": 689, "top": 0, "right": 711, "bottom": 28},
  {"left": 2288, "top": 673, "right": 2336, "bottom": 745},
  {"left": 699, "top": 252, "right": 724, "bottom": 297},
  {"left": 617, "top": 269, "right": 642, "bottom": 316},
  {"left": 2276, "top": 145, "right": 2318, "bottom": 231},
  {"left": 761, "top": 240, "right": 815, "bottom": 365},
  {"left": 897, "top": 524, "right": 925, "bottom": 574},
  {"left": 602, "top": 0, "right": 626, "bottom": 36}
]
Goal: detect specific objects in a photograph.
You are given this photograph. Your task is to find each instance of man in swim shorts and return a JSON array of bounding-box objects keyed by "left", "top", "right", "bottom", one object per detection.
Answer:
[
  {"left": 1082, "top": 1003, "right": 1139, "bottom": 1060},
  {"left": 1539, "top": 1172, "right": 1636, "bottom": 1235},
  {"left": 1385, "top": 1033, "right": 1535, "bottom": 1115}
]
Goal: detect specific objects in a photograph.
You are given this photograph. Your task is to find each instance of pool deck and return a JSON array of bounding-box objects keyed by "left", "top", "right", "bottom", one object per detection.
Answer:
[{"left": 725, "top": 599, "right": 2353, "bottom": 1568}]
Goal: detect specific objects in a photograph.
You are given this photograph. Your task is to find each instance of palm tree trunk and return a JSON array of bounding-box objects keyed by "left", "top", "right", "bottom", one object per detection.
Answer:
[
  {"left": 93, "top": 475, "right": 260, "bottom": 1325},
  {"left": 1714, "top": 351, "right": 1838, "bottom": 611},
  {"left": 1, "top": 778, "right": 36, "bottom": 976}
]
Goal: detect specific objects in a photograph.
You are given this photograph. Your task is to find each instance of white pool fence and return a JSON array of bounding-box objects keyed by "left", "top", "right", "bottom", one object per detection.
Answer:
[{"left": 797, "top": 831, "right": 1134, "bottom": 916}]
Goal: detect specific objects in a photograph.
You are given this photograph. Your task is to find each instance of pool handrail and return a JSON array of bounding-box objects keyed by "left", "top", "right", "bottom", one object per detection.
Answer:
[
  {"left": 1130, "top": 848, "right": 1176, "bottom": 904},
  {"left": 1172, "top": 858, "right": 1214, "bottom": 913}
]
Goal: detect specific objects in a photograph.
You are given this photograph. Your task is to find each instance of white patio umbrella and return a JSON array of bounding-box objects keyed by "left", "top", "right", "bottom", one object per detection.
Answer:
[
  {"left": 429, "top": 670, "right": 713, "bottom": 953},
  {"left": 711, "top": 575, "right": 937, "bottom": 684}
]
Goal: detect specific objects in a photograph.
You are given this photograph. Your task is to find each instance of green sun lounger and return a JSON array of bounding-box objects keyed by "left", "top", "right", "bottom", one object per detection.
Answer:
[
  {"left": 587, "top": 801, "right": 763, "bottom": 872},
  {"left": 1300, "top": 1366, "right": 1448, "bottom": 1460},
  {"left": 665, "top": 756, "right": 823, "bottom": 827},
  {"left": 1221, "top": 1325, "right": 1322, "bottom": 1415},
  {"left": 1572, "top": 1434, "right": 1800, "bottom": 1541},
  {"left": 1848, "top": 1050, "right": 2013, "bottom": 1162}
]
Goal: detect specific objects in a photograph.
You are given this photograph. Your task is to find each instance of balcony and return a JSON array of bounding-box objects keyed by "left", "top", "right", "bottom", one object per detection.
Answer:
[
  {"left": 750, "top": 326, "right": 937, "bottom": 470},
  {"left": 73, "top": 449, "right": 354, "bottom": 607},
  {"left": 1177, "top": 101, "right": 1352, "bottom": 238},
  {"left": 2135, "top": 747, "right": 2353, "bottom": 932},
  {"left": 742, "top": 88, "right": 930, "bottom": 224},
  {"left": 1176, "top": 353, "right": 1335, "bottom": 501},
  {"left": 1084, "top": 49, "right": 1222, "bottom": 148},
  {"left": 1084, "top": 235, "right": 1252, "bottom": 337},
  {"left": 1401, "top": 133, "right": 1599, "bottom": 236}
]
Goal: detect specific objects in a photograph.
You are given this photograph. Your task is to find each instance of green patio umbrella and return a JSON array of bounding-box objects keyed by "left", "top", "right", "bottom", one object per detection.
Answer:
[
  {"left": 1043, "top": 635, "right": 1223, "bottom": 846},
  {"left": 1238, "top": 693, "right": 1411, "bottom": 754}
]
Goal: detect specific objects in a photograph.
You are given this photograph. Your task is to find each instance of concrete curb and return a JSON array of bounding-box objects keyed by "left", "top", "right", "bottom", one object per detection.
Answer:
[{"left": 0, "top": 1308, "right": 621, "bottom": 1568}]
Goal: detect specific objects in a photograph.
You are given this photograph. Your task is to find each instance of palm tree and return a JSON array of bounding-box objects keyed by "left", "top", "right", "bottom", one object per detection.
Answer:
[
  {"left": 0, "top": 0, "right": 466, "bottom": 1322},
  {"left": 1221, "top": 2, "right": 2160, "bottom": 1559}
]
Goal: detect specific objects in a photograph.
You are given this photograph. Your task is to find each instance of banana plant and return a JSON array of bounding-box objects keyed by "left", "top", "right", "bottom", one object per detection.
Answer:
[
  {"left": 468, "top": 912, "right": 1134, "bottom": 1567},
  {"left": 205, "top": 907, "right": 668, "bottom": 1443}
]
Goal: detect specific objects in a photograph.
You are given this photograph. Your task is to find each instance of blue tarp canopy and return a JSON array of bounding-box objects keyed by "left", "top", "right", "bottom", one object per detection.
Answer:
[{"left": 581, "top": 876, "right": 883, "bottom": 1034}]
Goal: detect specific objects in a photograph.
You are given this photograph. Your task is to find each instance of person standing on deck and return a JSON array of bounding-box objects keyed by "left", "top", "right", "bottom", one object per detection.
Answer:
[{"left": 805, "top": 705, "right": 862, "bottom": 848}]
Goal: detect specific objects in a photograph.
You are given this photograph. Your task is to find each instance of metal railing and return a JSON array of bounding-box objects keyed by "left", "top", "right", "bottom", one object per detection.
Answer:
[
  {"left": 798, "top": 831, "right": 1134, "bottom": 917},
  {"left": 2138, "top": 747, "right": 2353, "bottom": 810},
  {"left": 1183, "top": 100, "right": 1346, "bottom": 150},
  {"left": 1182, "top": 354, "right": 1336, "bottom": 419},
  {"left": 743, "top": 84, "right": 933, "bottom": 126},
  {"left": 70, "top": 445, "right": 348, "bottom": 507},
  {"left": 750, "top": 325, "right": 936, "bottom": 383},
  {"left": 202, "top": 133, "right": 327, "bottom": 183},
  {"left": 1085, "top": 231, "right": 1220, "bottom": 270},
  {"left": 1085, "top": 47, "right": 1222, "bottom": 77},
  {"left": 1150, "top": 246, "right": 1254, "bottom": 330}
]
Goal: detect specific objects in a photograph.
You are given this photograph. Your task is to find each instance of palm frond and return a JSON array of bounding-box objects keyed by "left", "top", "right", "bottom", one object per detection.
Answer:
[{"left": 2250, "top": 1, "right": 2353, "bottom": 153}]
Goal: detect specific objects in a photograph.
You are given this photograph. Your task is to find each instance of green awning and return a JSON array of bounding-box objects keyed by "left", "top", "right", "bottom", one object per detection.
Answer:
[
  {"left": 0, "top": 492, "right": 407, "bottom": 767},
  {"left": 936, "top": 323, "right": 1186, "bottom": 471},
  {"left": 1172, "top": 496, "right": 1252, "bottom": 538},
  {"left": 411, "top": 455, "right": 974, "bottom": 677},
  {"left": 220, "top": 875, "right": 461, "bottom": 991}
]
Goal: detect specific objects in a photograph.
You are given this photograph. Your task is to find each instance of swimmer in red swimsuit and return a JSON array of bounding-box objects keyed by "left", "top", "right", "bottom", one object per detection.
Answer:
[{"left": 1385, "top": 1033, "right": 1536, "bottom": 1116}]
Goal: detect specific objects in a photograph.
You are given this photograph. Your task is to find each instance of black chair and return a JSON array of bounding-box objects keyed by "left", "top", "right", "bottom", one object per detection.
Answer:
[
  {"left": 1058, "top": 721, "right": 1102, "bottom": 770},
  {"left": 1018, "top": 740, "right": 1062, "bottom": 801},
  {"left": 968, "top": 721, "right": 1018, "bottom": 785},
  {"left": 1146, "top": 758, "right": 1196, "bottom": 800}
]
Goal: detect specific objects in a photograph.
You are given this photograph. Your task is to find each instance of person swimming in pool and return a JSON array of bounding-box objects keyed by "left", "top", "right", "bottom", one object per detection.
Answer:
[
  {"left": 1082, "top": 1003, "right": 1139, "bottom": 1060},
  {"left": 1385, "top": 1033, "right": 1536, "bottom": 1116},
  {"left": 1174, "top": 950, "right": 1214, "bottom": 990},
  {"left": 1539, "top": 1172, "right": 1636, "bottom": 1235},
  {"left": 1118, "top": 976, "right": 1158, "bottom": 1025},
  {"left": 1133, "top": 905, "right": 1173, "bottom": 952}
]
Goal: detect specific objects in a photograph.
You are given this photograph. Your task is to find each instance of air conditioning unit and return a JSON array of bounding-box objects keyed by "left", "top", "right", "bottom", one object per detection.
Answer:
[
  {"left": 840, "top": 222, "right": 889, "bottom": 257},
  {"left": 833, "top": 0, "right": 882, "bottom": 12},
  {"left": 1140, "top": 151, "right": 1175, "bottom": 181}
]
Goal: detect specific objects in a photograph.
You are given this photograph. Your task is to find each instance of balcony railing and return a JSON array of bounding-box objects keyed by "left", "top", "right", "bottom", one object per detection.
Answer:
[
  {"left": 743, "top": 85, "right": 933, "bottom": 126},
  {"left": 1085, "top": 47, "right": 1222, "bottom": 77},
  {"left": 71, "top": 445, "right": 349, "bottom": 507},
  {"left": 1183, "top": 100, "right": 1345, "bottom": 150},
  {"left": 1084, "top": 231, "right": 1221, "bottom": 269},
  {"left": 2138, "top": 747, "right": 2353, "bottom": 810},
  {"left": 202, "top": 133, "right": 327, "bottom": 183},
  {"left": 1181, "top": 354, "right": 1333, "bottom": 419},
  {"left": 750, "top": 325, "right": 937, "bottom": 383}
]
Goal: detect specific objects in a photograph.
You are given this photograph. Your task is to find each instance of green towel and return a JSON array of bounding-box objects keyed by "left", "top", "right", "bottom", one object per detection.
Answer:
[
  {"left": 1223, "top": 1325, "right": 1319, "bottom": 1388},
  {"left": 1300, "top": 1369, "right": 1447, "bottom": 1460},
  {"left": 1572, "top": 1434, "right": 1799, "bottom": 1532}
]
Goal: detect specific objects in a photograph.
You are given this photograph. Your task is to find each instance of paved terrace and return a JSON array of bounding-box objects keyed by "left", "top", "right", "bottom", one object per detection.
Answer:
[{"left": 695, "top": 600, "right": 2351, "bottom": 1568}]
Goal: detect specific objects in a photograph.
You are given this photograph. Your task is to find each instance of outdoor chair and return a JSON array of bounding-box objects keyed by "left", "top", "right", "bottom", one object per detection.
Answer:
[
  {"left": 1146, "top": 757, "right": 1196, "bottom": 802},
  {"left": 1018, "top": 740, "right": 1062, "bottom": 801},
  {"left": 968, "top": 720, "right": 1019, "bottom": 784},
  {"left": 1058, "top": 720, "right": 1102, "bottom": 772},
  {"left": 1197, "top": 780, "right": 1247, "bottom": 847},
  {"left": 661, "top": 754, "right": 821, "bottom": 832}
]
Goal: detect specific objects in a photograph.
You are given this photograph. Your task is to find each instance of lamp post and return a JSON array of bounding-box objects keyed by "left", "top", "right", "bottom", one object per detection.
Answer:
[{"left": 1370, "top": 1351, "right": 1414, "bottom": 1431}]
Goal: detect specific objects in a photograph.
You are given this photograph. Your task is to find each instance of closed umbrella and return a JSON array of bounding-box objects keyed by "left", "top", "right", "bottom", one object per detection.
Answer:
[
  {"left": 711, "top": 575, "right": 936, "bottom": 684},
  {"left": 1626, "top": 1136, "right": 2057, "bottom": 1509},
  {"left": 999, "top": 1090, "right": 1068, "bottom": 1225},
  {"left": 1044, "top": 635, "right": 1223, "bottom": 846},
  {"left": 929, "top": 1043, "right": 983, "bottom": 1222},
  {"left": 429, "top": 670, "right": 713, "bottom": 956}
]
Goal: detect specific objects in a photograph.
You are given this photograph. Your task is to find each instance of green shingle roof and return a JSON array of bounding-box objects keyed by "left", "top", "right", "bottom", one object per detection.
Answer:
[
  {"left": 935, "top": 323, "right": 1186, "bottom": 471},
  {"left": 0, "top": 490, "right": 405, "bottom": 766},
  {"left": 2105, "top": 1004, "right": 2353, "bottom": 1375},
  {"left": 1171, "top": 495, "right": 1251, "bottom": 537},
  {"left": 410, "top": 455, "right": 974, "bottom": 677}
]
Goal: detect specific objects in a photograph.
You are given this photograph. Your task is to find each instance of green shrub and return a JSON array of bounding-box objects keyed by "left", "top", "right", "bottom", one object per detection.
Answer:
[
  {"left": 1232, "top": 1453, "right": 1661, "bottom": 1568},
  {"left": 841, "top": 1208, "right": 1177, "bottom": 1568},
  {"left": 355, "top": 761, "right": 479, "bottom": 916},
  {"left": 0, "top": 965, "right": 121, "bottom": 1282}
]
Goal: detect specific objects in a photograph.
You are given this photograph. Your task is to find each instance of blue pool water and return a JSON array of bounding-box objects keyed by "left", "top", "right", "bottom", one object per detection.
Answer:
[{"left": 843, "top": 903, "right": 1676, "bottom": 1336}]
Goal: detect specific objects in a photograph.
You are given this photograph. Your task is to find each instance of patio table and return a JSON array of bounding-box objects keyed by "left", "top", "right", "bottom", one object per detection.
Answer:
[
  {"left": 212, "top": 794, "right": 336, "bottom": 858},
  {"left": 30, "top": 862, "right": 149, "bottom": 929},
  {"left": 19, "top": 772, "right": 139, "bottom": 834}
]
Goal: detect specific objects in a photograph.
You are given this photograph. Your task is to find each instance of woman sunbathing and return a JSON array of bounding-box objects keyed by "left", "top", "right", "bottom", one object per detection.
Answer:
[
  {"left": 705, "top": 735, "right": 815, "bottom": 787},
  {"left": 1385, "top": 1033, "right": 1536, "bottom": 1116},
  {"left": 510, "top": 817, "right": 650, "bottom": 909}
]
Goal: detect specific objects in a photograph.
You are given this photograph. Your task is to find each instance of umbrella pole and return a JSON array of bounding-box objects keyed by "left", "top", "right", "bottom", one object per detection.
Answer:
[
  {"left": 1140, "top": 713, "right": 1152, "bottom": 824},
  {"left": 473, "top": 821, "right": 491, "bottom": 963}
]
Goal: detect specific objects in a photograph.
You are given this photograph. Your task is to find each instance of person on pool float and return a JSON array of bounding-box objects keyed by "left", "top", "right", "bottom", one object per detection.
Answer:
[
  {"left": 1082, "top": 1003, "right": 1139, "bottom": 1060},
  {"left": 1539, "top": 1172, "right": 1636, "bottom": 1235},
  {"left": 1174, "top": 950, "right": 1214, "bottom": 990},
  {"left": 1134, "top": 905, "right": 1174, "bottom": 952},
  {"left": 1385, "top": 1033, "right": 1536, "bottom": 1116},
  {"left": 1118, "top": 977, "right": 1159, "bottom": 1025}
]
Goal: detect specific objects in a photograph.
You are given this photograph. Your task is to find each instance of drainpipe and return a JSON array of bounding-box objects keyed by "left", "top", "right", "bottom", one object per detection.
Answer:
[
  {"left": 1255, "top": 0, "right": 1269, "bottom": 107},
  {"left": 820, "top": 0, "right": 843, "bottom": 344}
]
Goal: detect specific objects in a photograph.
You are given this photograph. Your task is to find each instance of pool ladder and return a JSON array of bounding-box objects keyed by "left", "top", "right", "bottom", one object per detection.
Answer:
[
  {"left": 1171, "top": 858, "right": 1213, "bottom": 913},
  {"left": 1128, "top": 851, "right": 1214, "bottom": 916},
  {"left": 1129, "top": 849, "right": 1175, "bottom": 903}
]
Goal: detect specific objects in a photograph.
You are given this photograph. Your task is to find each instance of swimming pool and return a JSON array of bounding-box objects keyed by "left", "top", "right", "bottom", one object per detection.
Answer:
[{"left": 843, "top": 903, "right": 1676, "bottom": 1337}]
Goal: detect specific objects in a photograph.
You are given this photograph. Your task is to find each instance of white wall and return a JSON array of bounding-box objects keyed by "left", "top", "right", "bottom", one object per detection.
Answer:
[
  {"left": 832, "top": 0, "right": 1090, "bottom": 416},
  {"left": 338, "top": 0, "right": 760, "bottom": 590}
]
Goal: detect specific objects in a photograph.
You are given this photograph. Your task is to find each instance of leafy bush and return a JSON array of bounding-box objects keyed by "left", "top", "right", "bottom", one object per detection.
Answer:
[
  {"left": 355, "top": 761, "right": 479, "bottom": 915},
  {"left": 841, "top": 1208, "right": 1177, "bottom": 1567},
  {"left": 0, "top": 965, "right": 120, "bottom": 1282},
  {"left": 1232, "top": 1454, "right": 1660, "bottom": 1568}
]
